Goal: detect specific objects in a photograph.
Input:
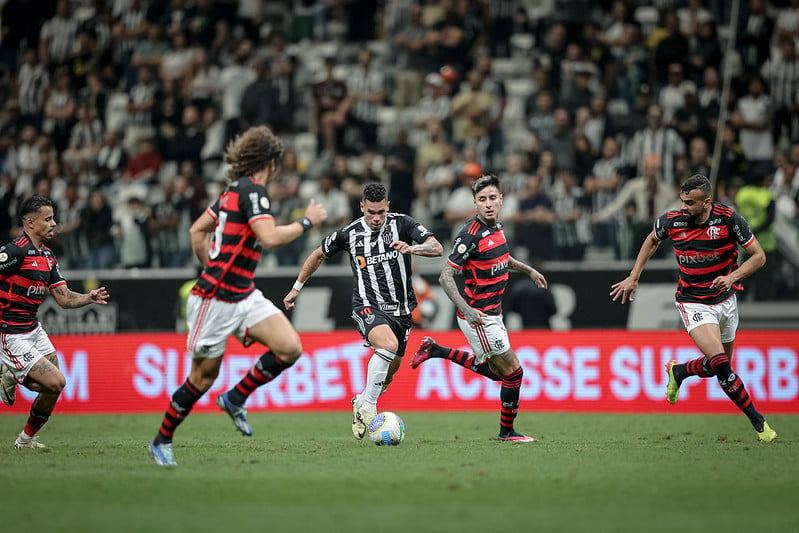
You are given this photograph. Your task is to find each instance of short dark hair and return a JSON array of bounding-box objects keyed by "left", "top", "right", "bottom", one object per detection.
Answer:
[
  {"left": 19, "top": 195, "right": 53, "bottom": 224},
  {"left": 362, "top": 182, "right": 387, "bottom": 202},
  {"left": 471, "top": 174, "right": 501, "bottom": 197},
  {"left": 680, "top": 174, "right": 712, "bottom": 197}
]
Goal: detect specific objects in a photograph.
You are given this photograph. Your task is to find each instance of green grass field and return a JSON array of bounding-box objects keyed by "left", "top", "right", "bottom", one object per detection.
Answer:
[{"left": 0, "top": 412, "right": 795, "bottom": 533}]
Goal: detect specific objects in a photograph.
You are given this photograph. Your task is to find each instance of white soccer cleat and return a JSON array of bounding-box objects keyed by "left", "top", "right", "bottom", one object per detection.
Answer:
[
  {"left": 14, "top": 433, "right": 47, "bottom": 449},
  {"left": 351, "top": 394, "right": 376, "bottom": 440}
]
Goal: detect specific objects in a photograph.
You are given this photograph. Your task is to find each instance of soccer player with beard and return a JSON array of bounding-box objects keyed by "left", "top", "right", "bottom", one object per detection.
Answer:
[
  {"left": 410, "top": 174, "right": 548, "bottom": 442},
  {"left": 283, "top": 182, "right": 443, "bottom": 440},
  {"left": 610, "top": 174, "right": 777, "bottom": 442}
]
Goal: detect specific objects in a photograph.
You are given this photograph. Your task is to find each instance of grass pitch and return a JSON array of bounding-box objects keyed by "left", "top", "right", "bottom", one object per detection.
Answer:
[{"left": 0, "top": 412, "right": 795, "bottom": 533}]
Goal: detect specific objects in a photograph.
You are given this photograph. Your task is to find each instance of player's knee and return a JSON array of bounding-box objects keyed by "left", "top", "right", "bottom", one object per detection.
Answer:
[
  {"left": 275, "top": 343, "right": 303, "bottom": 364},
  {"left": 44, "top": 374, "right": 66, "bottom": 394}
]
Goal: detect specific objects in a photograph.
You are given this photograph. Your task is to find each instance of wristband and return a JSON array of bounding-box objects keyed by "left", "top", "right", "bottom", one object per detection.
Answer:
[
  {"left": 292, "top": 280, "right": 304, "bottom": 291},
  {"left": 298, "top": 217, "right": 313, "bottom": 232}
]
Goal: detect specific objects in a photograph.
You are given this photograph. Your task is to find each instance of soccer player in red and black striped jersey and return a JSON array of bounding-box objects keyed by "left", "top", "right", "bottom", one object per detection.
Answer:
[
  {"left": 610, "top": 174, "right": 777, "bottom": 442},
  {"left": 0, "top": 196, "right": 110, "bottom": 449},
  {"left": 148, "top": 126, "right": 328, "bottom": 466},
  {"left": 410, "top": 174, "right": 548, "bottom": 442}
]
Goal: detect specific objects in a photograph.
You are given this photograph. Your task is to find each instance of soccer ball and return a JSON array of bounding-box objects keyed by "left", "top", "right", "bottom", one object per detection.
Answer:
[{"left": 368, "top": 411, "right": 405, "bottom": 446}]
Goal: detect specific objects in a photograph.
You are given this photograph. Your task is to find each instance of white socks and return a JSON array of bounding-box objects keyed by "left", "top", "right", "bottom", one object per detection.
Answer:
[{"left": 361, "top": 348, "right": 396, "bottom": 406}]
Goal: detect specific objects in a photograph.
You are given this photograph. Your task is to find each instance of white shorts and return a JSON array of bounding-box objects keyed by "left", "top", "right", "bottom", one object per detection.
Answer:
[
  {"left": 0, "top": 325, "right": 56, "bottom": 384},
  {"left": 456, "top": 314, "right": 511, "bottom": 364},
  {"left": 676, "top": 294, "right": 739, "bottom": 343},
  {"left": 186, "top": 289, "right": 282, "bottom": 359}
]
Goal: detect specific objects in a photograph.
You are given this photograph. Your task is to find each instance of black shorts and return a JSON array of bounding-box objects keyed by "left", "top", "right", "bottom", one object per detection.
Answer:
[{"left": 352, "top": 306, "right": 413, "bottom": 357}]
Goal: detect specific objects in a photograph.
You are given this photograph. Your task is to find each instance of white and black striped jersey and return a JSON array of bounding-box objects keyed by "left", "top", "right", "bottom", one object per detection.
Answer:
[{"left": 322, "top": 213, "right": 434, "bottom": 316}]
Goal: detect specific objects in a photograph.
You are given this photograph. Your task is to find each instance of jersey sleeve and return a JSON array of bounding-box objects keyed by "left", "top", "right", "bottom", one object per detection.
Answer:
[
  {"left": 206, "top": 197, "right": 220, "bottom": 220},
  {"left": 321, "top": 227, "right": 348, "bottom": 258},
  {"left": 653, "top": 213, "right": 670, "bottom": 241},
  {"left": 446, "top": 231, "right": 477, "bottom": 270},
  {"left": 730, "top": 211, "right": 755, "bottom": 247},
  {"left": 48, "top": 253, "right": 67, "bottom": 289},
  {"left": 401, "top": 215, "right": 435, "bottom": 244},
  {"left": 0, "top": 243, "right": 24, "bottom": 276},
  {"left": 241, "top": 187, "right": 274, "bottom": 223}
]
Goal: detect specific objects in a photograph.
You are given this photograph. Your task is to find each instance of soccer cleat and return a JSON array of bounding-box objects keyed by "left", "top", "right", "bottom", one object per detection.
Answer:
[
  {"left": 410, "top": 337, "right": 435, "bottom": 369},
  {"left": 757, "top": 422, "right": 777, "bottom": 443},
  {"left": 216, "top": 391, "right": 253, "bottom": 437},
  {"left": 148, "top": 440, "right": 177, "bottom": 466},
  {"left": 14, "top": 433, "right": 47, "bottom": 449},
  {"left": 665, "top": 360, "right": 681, "bottom": 405},
  {"left": 351, "top": 394, "right": 376, "bottom": 440},
  {"left": 0, "top": 364, "right": 17, "bottom": 406},
  {"left": 498, "top": 430, "right": 537, "bottom": 443}
]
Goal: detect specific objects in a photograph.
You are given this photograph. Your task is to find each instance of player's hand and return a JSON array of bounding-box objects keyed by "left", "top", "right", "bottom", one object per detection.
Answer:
[
  {"left": 530, "top": 269, "right": 548, "bottom": 289},
  {"left": 88, "top": 287, "right": 109, "bottom": 305},
  {"left": 283, "top": 289, "right": 298, "bottom": 310},
  {"left": 304, "top": 199, "right": 328, "bottom": 226},
  {"left": 463, "top": 307, "right": 486, "bottom": 328},
  {"left": 610, "top": 276, "right": 637, "bottom": 304},
  {"left": 390, "top": 241, "right": 413, "bottom": 254},
  {"left": 711, "top": 274, "right": 734, "bottom": 292}
]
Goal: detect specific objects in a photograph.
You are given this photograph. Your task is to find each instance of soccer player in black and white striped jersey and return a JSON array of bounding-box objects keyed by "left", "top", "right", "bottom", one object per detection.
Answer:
[
  {"left": 284, "top": 183, "right": 443, "bottom": 440},
  {"left": 410, "top": 174, "right": 548, "bottom": 442},
  {"left": 610, "top": 174, "right": 777, "bottom": 442}
]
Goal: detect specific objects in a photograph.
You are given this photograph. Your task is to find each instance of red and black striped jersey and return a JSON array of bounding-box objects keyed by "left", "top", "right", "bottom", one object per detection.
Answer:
[
  {"left": 191, "top": 177, "right": 274, "bottom": 302},
  {"left": 447, "top": 217, "right": 509, "bottom": 317},
  {"left": 654, "top": 203, "right": 755, "bottom": 304},
  {"left": 0, "top": 233, "right": 66, "bottom": 333}
]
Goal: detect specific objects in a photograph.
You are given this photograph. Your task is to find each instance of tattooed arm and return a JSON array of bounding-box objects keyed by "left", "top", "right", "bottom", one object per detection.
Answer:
[
  {"left": 50, "top": 285, "right": 110, "bottom": 309},
  {"left": 391, "top": 236, "right": 444, "bottom": 257},
  {"left": 439, "top": 263, "right": 485, "bottom": 327},
  {"left": 508, "top": 256, "right": 548, "bottom": 289}
]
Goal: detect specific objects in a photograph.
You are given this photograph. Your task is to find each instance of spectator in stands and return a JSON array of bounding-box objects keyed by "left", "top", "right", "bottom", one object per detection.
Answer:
[
  {"left": 38, "top": 0, "right": 78, "bottom": 69},
  {"left": 688, "top": 20, "right": 722, "bottom": 83},
  {"left": 159, "top": 29, "right": 196, "bottom": 85},
  {"left": 731, "top": 75, "right": 774, "bottom": 178},
  {"left": 42, "top": 67, "right": 76, "bottom": 154},
  {"left": 239, "top": 58, "right": 280, "bottom": 132},
  {"left": 736, "top": 172, "right": 778, "bottom": 301},
  {"left": 117, "top": 195, "right": 152, "bottom": 269},
  {"left": 515, "top": 174, "right": 555, "bottom": 263},
  {"left": 410, "top": 72, "right": 452, "bottom": 147},
  {"left": 219, "top": 40, "right": 256, "bottom": 146},
  {"left": 67, "top": 30, "right": 98, "bottom": 89},
  {"left": 264, "top": 30, "right": 297, "bottom": 135},
  {"left": 184, "top": 48, "right": 221, "bottom": 111},
  {"left": 677, "top": 0, "right": 712, "bottom": 40},
  {"left": 449, "top": 68, "right": 492, "bottom": 159},
  {"left": 499, "top": 151, "right": 530, "bottom": 197},
  {"left": 95, "top": 130, "right": 127, "bottom": 189},
  {"left": 653, "top": 10, "right": 690, "bottom": 87},
  {"left": 17, "top": 49, "right": 50, "bottom": 130},
  {"left": 550, "top": 168, "right": 590, "bottom": 261},
  {"left": 78, "top": 71, "right": 109, "bottom": 128},
  {"left": 417, "top": 140, "right": 458, "bottom": 233},
  {"left": 199, "top": 105, "right": 225, "bottom": 176},
  {"left": 716, "top": 124, "right": 749, "bottom": 198},
  {"left": 168, "top": 105, "right": 205, "bottom": 169},
  {"left": 582, "top": 21, "right": 615, "bottom": 96},
  {"left": 659, "top": 63, "right": 697, "bottom": 125},
  {"left": 761, "top": 38, "right": 799, "bottom": 146},
  {"left": 151, "top": 172, "right": 194, "bottom": 268},
  {"left": 122, "top": 137, "right": 161, "bottom": 185},
  {"left": 673, "top": 86, "right": 709, "bottom": 144},
  {"left": 525, "top": 90, "right": 556, "bottom": 147},
  {"left": 625, "top": 104, "right": 685, "bottom": 185},
  {"left": 312, "top": 55, "right": 347, "bottom": 154},
  {"left": 584, "top": 136, "right": 623, "bottom": 254},
  {"left": 392, "top": 3, "right": 431, "bottom": 108},
  {"left": 736, "top": 0, "right": 774, "bottom": 74},
  {"left": 776, "top": 0, "right": 799, "bottom": 42},
  {"left": 337, "top": 47, "right": 385, "bottom": 154},
  {"left": 600, "top": 0, "right": 633, "bottom": 65},
  {"left": 384, "top": 130, "right": 416, "bottom": 217},
  {"left": 131, "top": 23, "right": 170, "bottom": 71},
  {"left": 592, "top": 154, "right": 679, "bottom": 259},
  {"left": 125, "top": 65, "right": 158, "bottom": 154},
  {"left": 80, "top": 189, "right": 117, "bottom": 269},
  {"left": 62, "top": 103, "right": 104, "bottom": 179},
  {"left": 54, "top": 181, "right": 86, "bottom": 269}
]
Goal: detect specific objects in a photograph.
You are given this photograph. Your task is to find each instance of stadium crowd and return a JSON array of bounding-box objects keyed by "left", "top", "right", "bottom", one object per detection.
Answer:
[{"left": 0, "top": 0, "right": 797, "bottom": 301}]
